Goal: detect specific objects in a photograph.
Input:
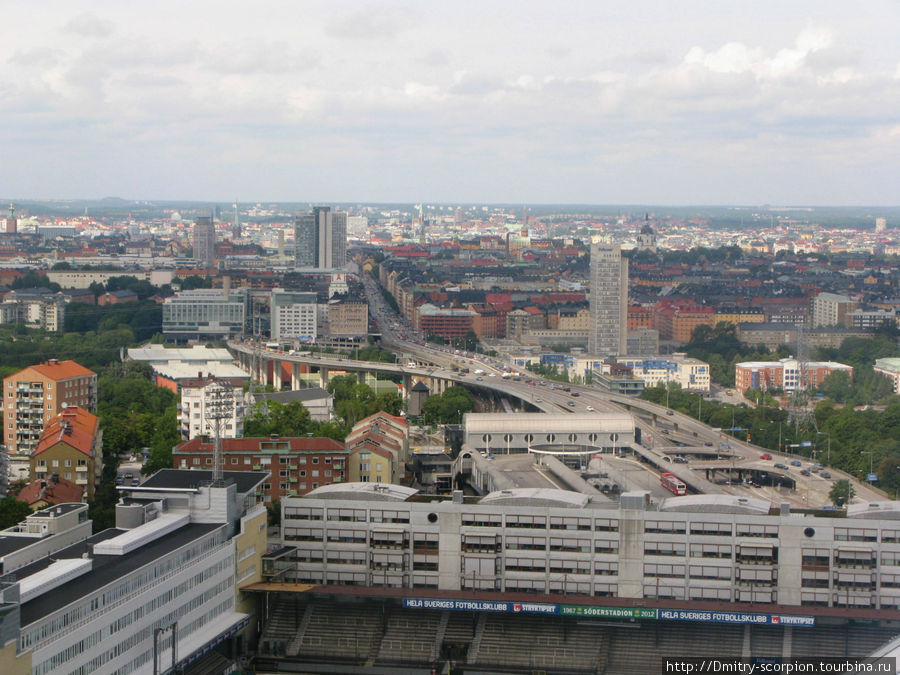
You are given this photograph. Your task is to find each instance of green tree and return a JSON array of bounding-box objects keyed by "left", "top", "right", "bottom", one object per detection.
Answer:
[
  {"left": 0, "top": 496, "right": 32, "bottom": 529},
  {"left": 422, "top": 386, "right": 474, "bottom": 425},
  {"left": 829, "top": 479, "right": 855, "bottom": 507}
]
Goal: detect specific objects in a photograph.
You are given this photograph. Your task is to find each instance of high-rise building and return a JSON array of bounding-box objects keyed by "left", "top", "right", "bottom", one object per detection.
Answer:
[
  {"left": 193, "top": 216, "right": 216, "bottom": 268},
  {"left": 876, "top": 217, "right": 887, "bottom": 233},
  {"left": 588, "top": 243, "right": 628, "bottom": 356},
  {"left": 294, "top": 206, "right": 347, "bottom": 269}
]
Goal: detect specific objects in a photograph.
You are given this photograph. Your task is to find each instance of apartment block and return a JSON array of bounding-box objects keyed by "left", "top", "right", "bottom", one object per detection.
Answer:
[
  {"left": 173, "top": 436, "right": 347, "bottom": 503},
  {"left": 734, "top": 358, "right": 853, "bottom": 393},
  {"left": 3, "top": 360, "right": 97, "bottom": 458},
  {"left": 30, "top": 407, "right": 102, "bottom": 500},
  {"left": 178, "top": 377, "right": 246, "bottom": 441}
]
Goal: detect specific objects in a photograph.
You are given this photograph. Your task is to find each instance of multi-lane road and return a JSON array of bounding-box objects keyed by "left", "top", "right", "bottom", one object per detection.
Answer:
[{"left": 345, "top": 275, "right": 888, "bottom": 507}]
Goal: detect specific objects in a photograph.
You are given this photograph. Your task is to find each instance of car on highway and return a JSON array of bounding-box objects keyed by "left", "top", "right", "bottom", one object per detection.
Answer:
[
  {"left": 567, "top": 400, "right": 575, "bottom": 406},
  {"left": 535, "top": 398, "right": 542, "bottom": 403},
  {"left": 586, "top": 406, "right": 595, "bottom": 411},
  {"left": 759, "top": 454, "right": 772, "bottom": 460},
  {"left": 800, "top": 469, "right": 811, "bottom": 476},
  {"left": 476, "top": 377, "right": 483, "bottom": 381},
  {"left": 673, "top": 457, "right": 689, "bottom": 464},
  {"left": 790, "top": 460, "right": 802, "bottom": 467},
  {"left": 774, "top": 463, "right": 788, "bottom": 470},
  {"left": 821, "top": 471, "right": 832, "bottom": 479},
  {"left": 704, "top": 441, "right": 714, "bottom": 447},
  {"left": 571, "top": 391, "right": 579, "bottom": 397},
  {"left": 666, "top": 410, "right": 674, "bottom": 416}
]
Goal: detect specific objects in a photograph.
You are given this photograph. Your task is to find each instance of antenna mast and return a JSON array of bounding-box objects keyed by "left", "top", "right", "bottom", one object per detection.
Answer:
[{"left": 205, "top": 379, "right": 235, "bottom": 483}]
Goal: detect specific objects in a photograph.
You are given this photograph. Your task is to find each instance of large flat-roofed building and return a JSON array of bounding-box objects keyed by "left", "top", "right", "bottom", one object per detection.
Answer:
[
  {"left": 614, "top": 354, "right": 710, "bottom": 392},
  {"left": 416, "top": 304, "right": 476, "bottom": 341},
  {"left": 812, "top": 292, "right": 858, "bottom": 328},
  {"left": 463, "top": 413, "right": 635, "bottom": 454},
  {"left": 276, "top": 485, "right": 900, "bottom": 611},
  {"left": 271, "top": 289, "right": 317, "bottom": 343},
  {"left": 735, "top": 358, "right": 853, "bottom": 393},
  {"left": 0, "top": 503, "right": 92, "bottom": 577},
  {"left": 874, "top": 358, "right": 900, "bottom": 393},
  {"left": 162, "top": 289, "right": 249, "bottom": 342},
  {"left": 0, "top": 470, "right": 267, "bottom": 674}
]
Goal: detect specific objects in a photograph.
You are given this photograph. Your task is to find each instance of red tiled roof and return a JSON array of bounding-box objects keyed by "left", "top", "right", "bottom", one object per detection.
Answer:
[
  {"left": 17, "top": 476, "right": 83, "bottom": 506},
  {"left": 25, "top": 360, "right": 96, "bottom": 381},
  {"left": 33, "top": 407, "right": 99, "bottom": 457}
]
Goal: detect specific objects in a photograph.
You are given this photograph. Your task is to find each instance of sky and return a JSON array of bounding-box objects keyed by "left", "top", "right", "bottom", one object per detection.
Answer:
[{"left": 1, "top": 1, "right": 898, "bottom": 206}]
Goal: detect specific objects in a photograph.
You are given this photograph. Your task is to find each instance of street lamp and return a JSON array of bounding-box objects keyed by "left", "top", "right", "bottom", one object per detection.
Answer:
[{"left": 816, "top": 432, "right": 831, "bottom": 465}]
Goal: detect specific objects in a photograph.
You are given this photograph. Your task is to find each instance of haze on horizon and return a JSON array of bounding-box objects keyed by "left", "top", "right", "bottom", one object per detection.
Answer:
[{"left": 1, "top": 1, "right": 898, "bottom": 207}]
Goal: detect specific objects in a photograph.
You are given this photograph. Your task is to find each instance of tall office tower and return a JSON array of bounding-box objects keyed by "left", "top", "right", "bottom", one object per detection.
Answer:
[
  {"left": 588, "top": 243, "right": 628, "bottom": 356},
  {"left": 6, "top": 203, "right": 16, "bottom": 234},
  {"left": 193, "top": 216, "right": 216, "bottom": 268},
  {"left": 294, "top": 206, "right": 347, "bottom": 269},
  {"left": 876, "top": 217, "right": 887, "bottom": 233}
]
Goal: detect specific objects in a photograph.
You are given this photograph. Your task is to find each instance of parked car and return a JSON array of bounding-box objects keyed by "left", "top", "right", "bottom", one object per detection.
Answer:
[{"left": 821, "top": 471, "right": 832, "bottom": 479}]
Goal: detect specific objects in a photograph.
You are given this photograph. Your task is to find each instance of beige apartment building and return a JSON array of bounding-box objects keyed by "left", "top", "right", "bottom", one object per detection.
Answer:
[{"left": 3, "top": 360, "right": 97, "bottom": 458}]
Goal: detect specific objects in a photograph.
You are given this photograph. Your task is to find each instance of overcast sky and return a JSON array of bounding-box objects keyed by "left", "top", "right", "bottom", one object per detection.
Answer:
[{"left": 1, "top": 1, "right": 898, "bottom": 205}]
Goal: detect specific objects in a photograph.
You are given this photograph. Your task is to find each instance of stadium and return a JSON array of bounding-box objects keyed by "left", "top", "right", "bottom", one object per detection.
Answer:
[{"left": 246, "top": 482, "right": 900, "bottom": 673}]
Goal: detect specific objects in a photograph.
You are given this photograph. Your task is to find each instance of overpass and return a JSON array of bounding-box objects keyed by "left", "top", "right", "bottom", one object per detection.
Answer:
[{"left": 227, "top": 340, "right": 884, "bottom": 505}]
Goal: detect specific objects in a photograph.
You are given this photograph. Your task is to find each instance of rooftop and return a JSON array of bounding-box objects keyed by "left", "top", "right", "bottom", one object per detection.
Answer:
[
  {"left": 135, "top": 469, "right": 269, "bottom": 494},
  {"left": 127, "top": 345, "right": 235, "bottom": 363},
  {"left": 34, "top": 406, "right": 98, "bottom": 457},
  {"left": 16, "top": 523, "right": 223, "bottom": 626},
  {"left": 9, "top": 360, "right": 95, "bottom": 381},
  {"left": 305, "top": 482, "right": 419, "bottom": 502}
]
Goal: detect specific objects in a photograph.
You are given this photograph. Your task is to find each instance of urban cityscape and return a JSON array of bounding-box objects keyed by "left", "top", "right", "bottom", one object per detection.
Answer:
[{"left": 1, "top": 2, "right": 899, "bottom": 674}]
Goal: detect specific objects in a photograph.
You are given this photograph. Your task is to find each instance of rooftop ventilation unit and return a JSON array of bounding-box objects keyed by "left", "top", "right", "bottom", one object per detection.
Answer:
[
  {"left": 92, "top": 513, "right": 189, "bottom": 556},
  {"left": 19, "top": 558, "right": 92, "bottom": 603}
]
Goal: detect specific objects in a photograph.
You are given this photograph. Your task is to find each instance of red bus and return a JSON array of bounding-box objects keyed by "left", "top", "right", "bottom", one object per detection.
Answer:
[{"left": 660, "top": 472, "right": 686, "bottom": 496}]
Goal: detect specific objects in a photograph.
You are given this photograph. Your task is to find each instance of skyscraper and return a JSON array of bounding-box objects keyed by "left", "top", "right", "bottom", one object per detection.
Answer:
[
  {"left": 588, "top": 243, "right": 628, "bottom": 356},
  {"left": 294, "top": 206, "right": 347, "bottom": 269},
  {"left": 193, "top": 216, "right": 216, "bottom": 268}
]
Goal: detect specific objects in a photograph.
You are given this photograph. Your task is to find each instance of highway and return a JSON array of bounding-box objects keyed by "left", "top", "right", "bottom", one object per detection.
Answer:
[{"left": 229, "top": 274, "right": 887, "bottom": 509}]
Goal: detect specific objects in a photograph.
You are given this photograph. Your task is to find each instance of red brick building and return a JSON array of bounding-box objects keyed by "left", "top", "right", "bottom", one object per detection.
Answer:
[{"left": 173, "top": 436, "right": 347, "bottom": 503}]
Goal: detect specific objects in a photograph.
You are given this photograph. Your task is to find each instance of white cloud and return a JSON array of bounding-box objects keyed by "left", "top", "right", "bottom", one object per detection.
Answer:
[
  {"left": 0, "top": 2, "right": 896, "bottom": 203},
  {"left": 62, "top": 12, "right": 115, "bottom": 38}
]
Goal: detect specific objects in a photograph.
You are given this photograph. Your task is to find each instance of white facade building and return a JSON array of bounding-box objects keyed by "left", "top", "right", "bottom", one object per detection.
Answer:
[
  {"left": 277, "top": 484, "right": 900, "bottom": 610},
  {"left": 614, "top": 354, "right": 711, "bottom": 392},
  {"left": 270, "top": 289, "right": 318, "bottom": 343},
  {"left": 0, "top": 470, "right": 268, "bottom": 674},
  {"left": 179, "top": 378, "right": 245, "bottom": 441}
]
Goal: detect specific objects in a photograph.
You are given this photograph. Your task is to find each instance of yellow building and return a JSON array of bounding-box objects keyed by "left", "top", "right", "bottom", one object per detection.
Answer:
[
  {"left": 3, "top": 360, "right": 97, "bottom": 457},
  {"left": 30, "top": 407, "right": 102, "bottom": 500},
  {"left": 345, "top": 412, "right": 409, "bottom": 484}
]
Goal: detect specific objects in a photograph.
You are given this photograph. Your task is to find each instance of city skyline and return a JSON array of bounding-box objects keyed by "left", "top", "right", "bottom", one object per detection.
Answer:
[{"left": 0, "top": 2, "right": 897, "bottom": 206}]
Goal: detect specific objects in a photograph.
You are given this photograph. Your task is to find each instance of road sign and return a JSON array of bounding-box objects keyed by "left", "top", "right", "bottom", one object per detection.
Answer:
[
  {"left": 868, "top": 473, "right": 878, "bottom": 482},
  {"left": 801, "top": 441, "right": 812, "bottom": 447}
]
